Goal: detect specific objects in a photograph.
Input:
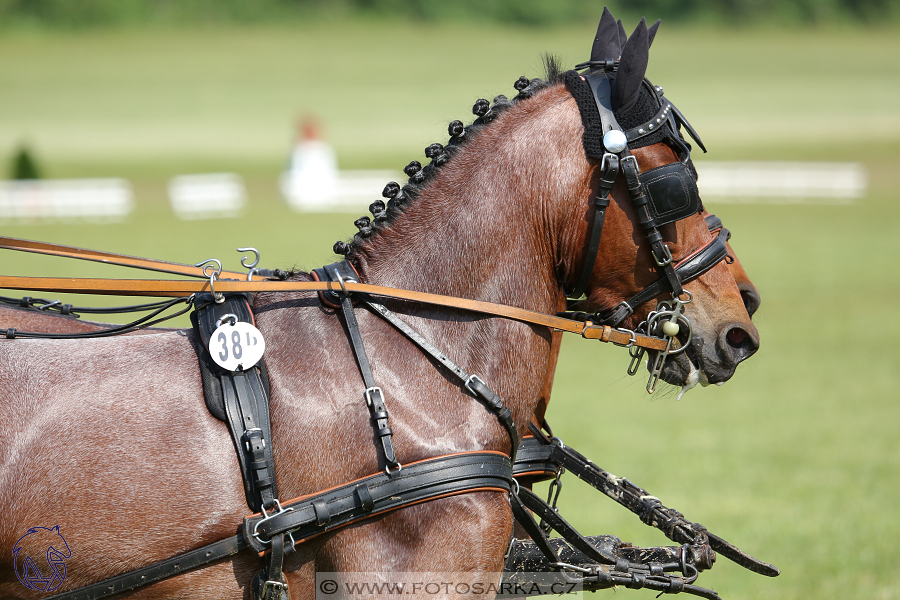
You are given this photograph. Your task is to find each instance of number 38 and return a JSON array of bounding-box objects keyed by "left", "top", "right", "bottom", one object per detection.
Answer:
[{"left": 218, "top": 330, "right": 252, "bottom": 361}]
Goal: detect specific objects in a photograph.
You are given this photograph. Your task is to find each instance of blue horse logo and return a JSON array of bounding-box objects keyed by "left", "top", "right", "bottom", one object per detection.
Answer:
[{"left": 13, "top": 525, "right": 71, "bottom": 592}]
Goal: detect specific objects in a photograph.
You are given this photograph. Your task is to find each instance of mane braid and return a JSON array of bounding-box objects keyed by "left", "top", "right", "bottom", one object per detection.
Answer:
[{"left": 333, "top": 57, "right": 564, "bottom": 263}]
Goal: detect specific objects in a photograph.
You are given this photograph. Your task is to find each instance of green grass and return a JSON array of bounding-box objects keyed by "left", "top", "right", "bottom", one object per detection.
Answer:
[{"left": 1, "top": 20, "right": 899, "bottom": 600}]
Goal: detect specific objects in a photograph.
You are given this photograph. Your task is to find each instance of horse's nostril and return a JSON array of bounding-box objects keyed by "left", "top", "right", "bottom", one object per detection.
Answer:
[
  {"left": 726, "top": 327, "right": 748, "bottom": 346},
  {"left": 722, "top": 324, "right": 759, "bottom": 366}
]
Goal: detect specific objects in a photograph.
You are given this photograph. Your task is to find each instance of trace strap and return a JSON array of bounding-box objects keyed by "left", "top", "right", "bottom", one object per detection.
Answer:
[
  {"left": 522, "top": 426, "right": 780, "bottom": 578},
  {"left": 243, "top": 451, "right": 513, "bottom": 551},
  {"left": 42, "top": 452, "right": 512, "bottom": 600}
]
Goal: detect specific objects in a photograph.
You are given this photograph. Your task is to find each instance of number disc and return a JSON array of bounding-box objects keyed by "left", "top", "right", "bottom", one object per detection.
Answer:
[{"left": 209, "top": 321, "right": 266, "bottom": 372}]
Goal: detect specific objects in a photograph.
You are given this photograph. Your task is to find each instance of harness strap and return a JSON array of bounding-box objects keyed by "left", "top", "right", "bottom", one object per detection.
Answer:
[
  {"left": 516, "top": 486, "right": 618, "bottom": 565},
  {"left": 315, "top": 261, "right": 520, "bottom": 458},
  {"left": 42, "top": 535, "right": 248, "bottom": 600},
  {"left": 568, "top": 154, "right": 618, "bottom": 299},
  {"left": 321, "top": 262, "right": 399, "bottom": 469},
  {"left": 0, "top": 275, "right": 672, "bottom": 352},
  {"left": 594, "top": 231, "right": 729, "bottom": 327},
  {"left": 620, "top": 154, "right": 685, "bottom": 299},
  {"left": 525, "top": 426, "right": 780, "bottom": 578},
  {"left": 363, "top": 297, "right": 520, "bottom": 458},
  {"left": 193, "top": 294, "right": 279, "bottom": 513},
  {"left": 44, "top": 452, "right": 512, "bottom": 600},
  {"left": 251, "top": 533, "right": 290, "bottom": 600},
  {"left": 243, "top": 451, "right": 513, "bottom": 552},
  {"left": 0, "top": 235, "right": 246, "bottom": 279}
]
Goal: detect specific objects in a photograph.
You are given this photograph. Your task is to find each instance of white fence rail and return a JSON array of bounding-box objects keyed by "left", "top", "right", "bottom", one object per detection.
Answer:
[
  {"left": 696, "top": 162, "right": 866, "bottom": 204},
  {"left": 0, "top": 178, "right": 134, "bottom": 221},
  {"left": 168, "top": 173, "right": 247, "bottom": 220}
]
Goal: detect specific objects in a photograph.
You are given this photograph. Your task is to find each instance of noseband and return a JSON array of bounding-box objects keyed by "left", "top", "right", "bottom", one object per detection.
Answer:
[{"left": 563, "top": 63, "right": 727, "bottom": 391}]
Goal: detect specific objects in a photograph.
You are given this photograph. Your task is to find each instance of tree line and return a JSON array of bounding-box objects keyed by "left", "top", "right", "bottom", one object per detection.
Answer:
[{"left": 0, "top": 0, "right": 894, "bottom": 28}]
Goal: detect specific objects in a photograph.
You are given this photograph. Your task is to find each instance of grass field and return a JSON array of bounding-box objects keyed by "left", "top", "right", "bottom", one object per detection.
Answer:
[{"left": 1, "top": 19, "right": 899, "bottom": 600}]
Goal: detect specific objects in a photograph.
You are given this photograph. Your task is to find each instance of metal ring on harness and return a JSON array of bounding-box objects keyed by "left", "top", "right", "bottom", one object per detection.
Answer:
[
  {"left": 216, "top": 313, "right": 238, "bottom": 328},
  {"left": 195, "top": 258, "right": 224, "bottom": 304},
  {"left": 251, "top": 499, "right": 294, "bottom": 547}
]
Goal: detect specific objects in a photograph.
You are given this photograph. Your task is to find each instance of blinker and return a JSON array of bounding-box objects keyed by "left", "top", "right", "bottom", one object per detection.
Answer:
[{"left": 638, "top": 161, "right": 702, "bottom": 227}]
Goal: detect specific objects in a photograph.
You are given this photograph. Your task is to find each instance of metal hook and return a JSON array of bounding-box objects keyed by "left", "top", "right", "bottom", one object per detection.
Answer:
[
  {"left": 236, "top": 247, "right": 261, "bottom": 281},
  {"left": 194, "top": 258, "right": 224, "bottom": 303}
]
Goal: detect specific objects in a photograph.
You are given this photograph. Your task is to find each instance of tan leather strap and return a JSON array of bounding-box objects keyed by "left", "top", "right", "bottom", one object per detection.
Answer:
[
  {"left": 0, "top": 236, "right": 246, "bottom": 279},
  {"left": 0, "top": 275, "right": 669, "bottom": 351}
]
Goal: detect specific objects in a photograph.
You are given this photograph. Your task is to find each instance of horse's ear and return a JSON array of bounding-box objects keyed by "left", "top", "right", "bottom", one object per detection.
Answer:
[
  {"left": 614, "top": 18, "right": 650, "bottom": 112},
  {"left": 590, "top": 6, "right": 622, "bottom": 62},
  {"left": 648, "top": 19, "right": 661, "bottom": 47},
  {"left": 617, "top": 19, "right": 627, "bottom": 52}
]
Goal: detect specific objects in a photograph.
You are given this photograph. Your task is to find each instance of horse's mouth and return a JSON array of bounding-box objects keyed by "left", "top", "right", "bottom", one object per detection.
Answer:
[{"left": 655, "top": 339, "right": 725, "bottom": 397}]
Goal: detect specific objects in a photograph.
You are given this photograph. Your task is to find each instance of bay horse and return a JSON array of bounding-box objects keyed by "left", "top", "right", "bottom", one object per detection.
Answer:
[{"left": 0, "top": 16, "right": 759, "bottom": 600}]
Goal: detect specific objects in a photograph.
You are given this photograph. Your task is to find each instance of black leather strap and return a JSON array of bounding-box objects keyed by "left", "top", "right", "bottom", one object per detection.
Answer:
[
  {"left": 596, "top": 232, "right": 729, "bottom": 327},
  {"left": 620, "top": 155, "right": 684, "bottom": 298},
  {"left": 357, "top": 291, "right": 519, "bottom": 458},
  {"left": 568, "top": 154, "right": 618, "bottom": 299},
  {"left": 583, "top": 73, "right": 618, "bottom": 136},
  {"left": 313, "top": 261, "right": 518, "bottom": 458},
  {"left": 512, "top": 436, "right": 561, "bottom": 479},
  {"left": 193, "top": 293, "right": 278, "bottom": 512},
  {"left": 517, "top": 487, "right": 618, "bottom": 565},
  {"left": 243, "top": 451, "right": 513, "bottom": 552},
  {"left": 317, "top": 261, "right": 399, "bottom": 469},
  {"left": 523, "top": 432, "right": 779, "bottom": 578},
  {"left": 44, "top": 535, "right": 248, "bottom": 600},
  {"left": 252, "top": 532, "right": 290, "bottom": 600}
]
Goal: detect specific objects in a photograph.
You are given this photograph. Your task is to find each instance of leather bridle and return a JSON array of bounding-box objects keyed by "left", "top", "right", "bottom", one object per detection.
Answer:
[{"left": 561, "top": 62, "right": 726, "bottom": 391}]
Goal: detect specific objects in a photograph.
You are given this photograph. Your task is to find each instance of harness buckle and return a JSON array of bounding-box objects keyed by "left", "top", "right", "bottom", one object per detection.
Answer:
[
  {"left": 333, "top": 269, "right": 357, "bottom": 296},
  {"left": 464, "top": 374, "right": 486, "bottom": 396},
  {"left": 653, "top": 244, "right": 674, "bottom": 267},
  {"left": 261, "top": 579, "right": 287, "bottom": 598},
  {"left": 251, "top": 499, "right": 294, "bottom": 547},
  {"left": 364, "top": 386, "right": 383, "bottom": 407},
  {"left": 612, "top": 328, "right": 637, "bottom": 348},
  {"left": 620, "top": 154, "right": 640, "bottom": 173}
]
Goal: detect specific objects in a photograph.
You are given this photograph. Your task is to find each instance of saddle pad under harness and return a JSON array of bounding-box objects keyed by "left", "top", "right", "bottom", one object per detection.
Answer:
[{"left": 191, "top": 293, "right": 278, "bottom": 513}]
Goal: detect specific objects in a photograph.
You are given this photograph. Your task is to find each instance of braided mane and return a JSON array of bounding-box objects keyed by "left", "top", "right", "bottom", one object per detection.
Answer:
[{"left": 333, "top": 56, "right": 565, "bottom": 260}]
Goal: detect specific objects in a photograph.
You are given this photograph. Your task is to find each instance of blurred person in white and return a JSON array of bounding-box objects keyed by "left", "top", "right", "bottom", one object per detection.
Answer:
[{"left": 280, "top": 116, "right": 338, "bottom": 210}]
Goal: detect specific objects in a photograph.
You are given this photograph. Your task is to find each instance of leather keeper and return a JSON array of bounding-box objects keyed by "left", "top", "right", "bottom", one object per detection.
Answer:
[{"left": 311, "top": 261, "right": 362, "bottom": 308}]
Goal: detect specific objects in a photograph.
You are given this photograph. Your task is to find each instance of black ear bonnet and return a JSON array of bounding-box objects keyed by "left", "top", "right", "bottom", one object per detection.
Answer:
[
  {"left": 563, "top": 12, "right": 709, "bottom": 227},
  {"left": 564, "top": 72, "right": 692, "bottom": 163}
]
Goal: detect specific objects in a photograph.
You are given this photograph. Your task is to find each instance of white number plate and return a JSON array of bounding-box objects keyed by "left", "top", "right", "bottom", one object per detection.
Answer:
[{"left": 209, "top": 321, "right": 266, "bottom": 372}]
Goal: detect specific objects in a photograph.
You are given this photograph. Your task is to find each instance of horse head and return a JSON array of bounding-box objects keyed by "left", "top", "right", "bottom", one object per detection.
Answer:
[{"left": 557, "top": 10, "right": 760, "bottom": 393}]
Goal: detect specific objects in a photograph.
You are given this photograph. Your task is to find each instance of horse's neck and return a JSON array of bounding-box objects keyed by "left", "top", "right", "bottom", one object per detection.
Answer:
[{"left": 355, "top": 89, "right": 579, "bottom": 317}]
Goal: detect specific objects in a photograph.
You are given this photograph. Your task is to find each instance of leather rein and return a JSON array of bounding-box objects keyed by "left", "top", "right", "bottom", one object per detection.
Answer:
[{"left": 0, "top": 236, "right": 672, "bottom": 352}]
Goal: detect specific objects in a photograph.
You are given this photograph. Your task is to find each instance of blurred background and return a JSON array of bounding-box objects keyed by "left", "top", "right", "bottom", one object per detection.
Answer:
[{"left": 1, "top": 1, "right": 898, "bottom": 599}]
